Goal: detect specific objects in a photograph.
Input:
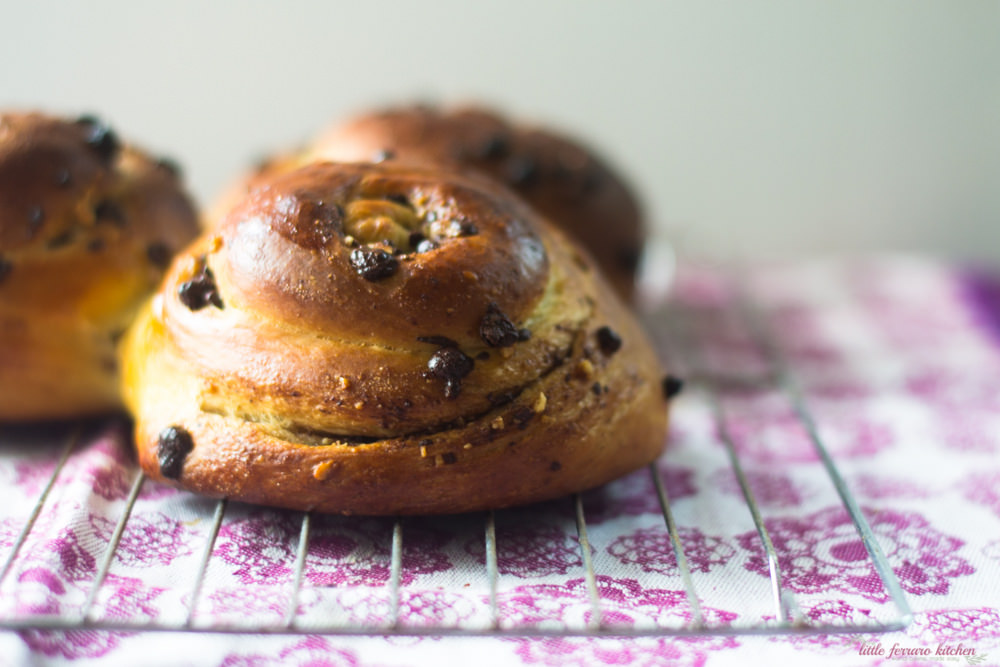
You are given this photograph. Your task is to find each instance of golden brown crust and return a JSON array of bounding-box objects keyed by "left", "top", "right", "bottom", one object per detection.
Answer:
[
  {"left": 0, "top": 112, "right": 200, "bottom": 421},
  {"left": 123, "top": 161, "right": 669, "bottom": 514},
  {"left": 223, "top": 105, "right": 644, "bottom": 301}
]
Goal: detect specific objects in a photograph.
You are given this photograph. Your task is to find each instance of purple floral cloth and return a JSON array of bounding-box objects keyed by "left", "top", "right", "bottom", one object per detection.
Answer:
[{"left": 1, "top": 256, "right": 999, "bottom": 666}]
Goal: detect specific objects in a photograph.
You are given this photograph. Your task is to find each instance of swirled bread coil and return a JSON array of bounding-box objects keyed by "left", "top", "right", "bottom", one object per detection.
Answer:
[{"left": 122, "top": 161, "right": 671, "bottom": 514}]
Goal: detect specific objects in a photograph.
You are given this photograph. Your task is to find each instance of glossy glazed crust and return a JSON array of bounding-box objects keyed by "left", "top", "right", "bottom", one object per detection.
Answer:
[
  {"left": 123, "top": 162, "right": 669, "bottom": 514},
  {"left": 223, "top": 105, "right": 644, "bottom": 301},
  {"left": 0, "top": 112, "right": 200, "bottom": 421}
]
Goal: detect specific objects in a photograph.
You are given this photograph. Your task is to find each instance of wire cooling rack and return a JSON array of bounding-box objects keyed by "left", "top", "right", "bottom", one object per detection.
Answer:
[{"left": 0, "top": 282, "right": 914, "bottom": 639}]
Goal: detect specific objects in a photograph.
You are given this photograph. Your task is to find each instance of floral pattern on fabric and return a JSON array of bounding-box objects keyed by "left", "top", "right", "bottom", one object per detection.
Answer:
[{"left": 736, "top": 507, "right": 974, "bottom": 602}]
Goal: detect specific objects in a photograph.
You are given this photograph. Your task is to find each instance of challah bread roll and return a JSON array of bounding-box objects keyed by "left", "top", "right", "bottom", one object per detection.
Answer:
[
  {"left": 222, "top": 105, "right": 645, "bottom": 301},
  {"left": 122, "top": 161, "right": 670, "bottom": 514},
  {"left": 0, "top": 112, "right": 199, "bottom": 421}
]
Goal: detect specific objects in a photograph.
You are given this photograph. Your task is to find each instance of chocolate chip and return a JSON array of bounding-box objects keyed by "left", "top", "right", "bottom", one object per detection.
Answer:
[
  {"left": 581, "top": 167, "right": 603, "bottom": 194},
  {"left": 350, "top": 246, "right": 399, "bottom": 281},
  {"left": 591, "top": 382, "right": 602, "bottom": 396},
  {"left": 511, "top": 405, "right": 535, "bottom": 429},
  {"left": 156, "top": 158, "right": 181, "bottom": 178},
  {"left": 27, "top": 206, "right": 44, "bottom": 237},
  {"left": 178, "top": 262, "right": 223, "bottom": 310},
  {"left": 662, "top": 375, "right": 684, "bottom": 399},
  {"left": 54, "top": 167, "right": 71, "bottom": 187},
  {"left": 386, "top": 193, "right": 410, "bottom": 207},
  {"left": 411, "top": 232, "right": 439, "bottom": 253},
  {"left": 596, "top": 326, "right": 622, "bottom": 355},
  {"left": 506, "top": 155, "right": 539, "bottom": 187},
  {"left": 479, "top": 302, "right": 519, "bottom": 347},
  {"left": 487, "top": 390, "right": 517, "bottom": 408},
  {"left": 549, "top": 461, "right": 562, "bottom": 472},
  {"left": 76, "top": 115, "right": 120, "bottom": 162},
  {"left": 0, "top": 257, "right": 11, "bottom": 284},
  {"left": 447, "top": 219, "right": 478, "bottom": 237},
  {"left": 157, "top": 426, "right": 194, "bottom": 480},
  {"left": 518, "top": 328, "right": 532, "bottom": 342},
  {"left": 440, "top": 452, "right": 458, "bottom": 465},
  {"left": 47, "top": 230, "right": 74, "bottom": 249},
  {"left": 94, "top": 200, "right": 126, "bottom": 226},
  {"left": 619, "top": 246, "right": 642, "bottom": 272},
  {"left": 417, "top": 335, "right": 458, "bottom": 348},
  {"left": 476, "top": 132, "right": 510, "bottom": 160},
  {"left": 425, "top": 347, "right": 474, "bottom": 399},
  {"left": 147, "top": 242, "right": 171, "bottom": 268},
  {"left": 374, "top": 149, "right": 395, "bottom": 163}
]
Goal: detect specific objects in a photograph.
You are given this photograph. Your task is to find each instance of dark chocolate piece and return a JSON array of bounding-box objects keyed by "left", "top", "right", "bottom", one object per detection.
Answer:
[
  {"left": 156, "top": 157, "right": 181, "bottom": 178},
  {"left": 487, "top": 390, "right": 517, "bottom": 408},
  {"left": 157, "top": 426, "right": 194, "bottom": 480},
  {"left": 447, "top": 219, "right": 478, "bottom": 238},
  {"left": 94, "top": 200, "right": 126, "bottom": 226},
  {"left": 350, "top": 246, "right": 399, "bottom": 281},
  {"left": 54, "top": 167, "right": 71, "bottom": 187},
  {"left": 506, "top": 155, "right": 539, "bottom": 187},
  {"left": 146, "top": 243, "right": 171, "bottom": 268},
  {"left": 47, "top": 230, "right": 74, "bottom": 249},
  {"left": 425, "top": 347, "right": 474, "bottom": 399},
  {"left": 662, "top": 375, "right": 684, "bottom": 399},
  {"left": 76, "top": 115, "right": 120, "bottom": 162},
  {"left": 596, "top": 326, "right": 622, "bottom": 355},
  {"left": 619, "top": 246, "right": 642, "bottom": 272},
  {"left": 580, "top": 166, "right": 603, "bottom": 194},
  {"left": 479, "top": 302, "right": 520, "bottom": 347},
  {"left": 511, "top": 405, "right": 535, "bottom": 429},
  {"left": 27, "top": 206, "right": 44, "bottom": 237},
  {"left": 476, "top": 132, "right": 510, "bottom": 160},
  {"left": 178, "top": 262, "right": 223, "bottom": 310},
  {"left": 417, "top": 335, "right": 459, "bottom": 348}
]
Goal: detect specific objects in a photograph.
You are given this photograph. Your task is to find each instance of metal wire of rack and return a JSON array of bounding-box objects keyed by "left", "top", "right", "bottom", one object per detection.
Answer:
[{"left": 0, "top": 282, "right": 914, "bottom": 639}]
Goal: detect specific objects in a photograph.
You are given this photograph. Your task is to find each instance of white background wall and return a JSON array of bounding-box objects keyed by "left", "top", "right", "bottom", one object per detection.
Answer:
[{"left": 2, "top": 1, "right": 998, "bottom": 264}]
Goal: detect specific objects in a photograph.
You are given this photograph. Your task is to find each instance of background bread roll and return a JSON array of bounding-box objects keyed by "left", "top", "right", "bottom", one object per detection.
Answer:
[
  {"left": 0, "top": 112, "right": 200, "bottom": 421},
  {"left": 220, "top": 105, "right": 646, "bottom": 301}
]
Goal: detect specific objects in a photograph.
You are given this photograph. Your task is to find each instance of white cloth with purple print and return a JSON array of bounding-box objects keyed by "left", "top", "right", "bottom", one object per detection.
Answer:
[{"left": 1, "top": 256, "right": 999, "bottom": 666}]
